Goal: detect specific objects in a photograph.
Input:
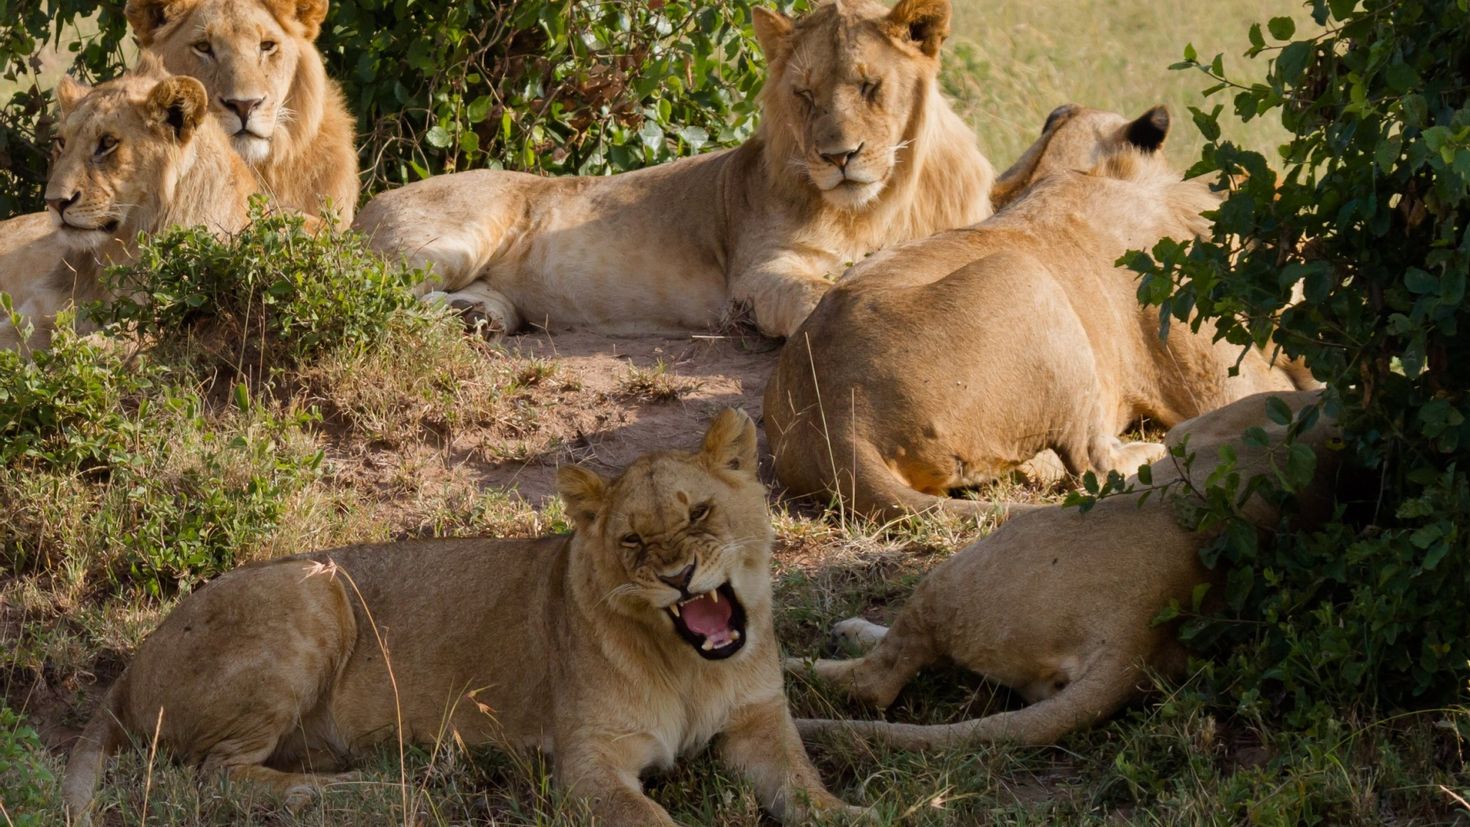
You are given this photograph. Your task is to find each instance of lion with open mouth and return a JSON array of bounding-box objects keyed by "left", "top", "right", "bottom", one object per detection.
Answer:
[{"left": 63, "top": 410, "right": 861, "bottom": 826}]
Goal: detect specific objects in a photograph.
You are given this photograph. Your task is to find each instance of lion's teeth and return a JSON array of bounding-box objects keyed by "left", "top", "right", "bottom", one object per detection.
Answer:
[
  {"left": 730, "top": 630, "right": 741, "bottom": 641},
  {"left": 710, "top": 591, "right": 720, "bottom": 604},
  {"left": 670, "top": 604, "right": 680, "bottom": 618},
  {"left": 701, "top": 640, "right": 715, "bottom": 651}
]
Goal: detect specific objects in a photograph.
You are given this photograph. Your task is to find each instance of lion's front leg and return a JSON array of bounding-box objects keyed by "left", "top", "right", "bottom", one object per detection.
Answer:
[
  {"left": 422, "top": 281, "right": 523, "bottom": 338},
  {"left": 555, "top": 737, "right": 679, "bottom": 827},
  {"left": 717, "top": 696, "right": 863, "bottom": 824},
  {"left": 728, "top": 247, "right": 835, "bottom": 338}
]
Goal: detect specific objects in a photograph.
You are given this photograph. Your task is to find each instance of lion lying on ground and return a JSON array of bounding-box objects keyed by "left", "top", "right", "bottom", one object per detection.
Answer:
[
  {"left": 126, "top": 0, "right": 359, "bottom": 221},
  {"left": 789, "top": 391, "right": 1345, "bottom": 748},
  {"left": 353, "top": 0, "right": 994, "bottom": 338},
  {"left": 764, "top": 104, "right": 1315, "bottom": 520},
  {"left": 0, "top": 58, "right": 255, "bottom": 351},
  {"left": 64, "top": 410, "right": 861, "bottom": 826}
]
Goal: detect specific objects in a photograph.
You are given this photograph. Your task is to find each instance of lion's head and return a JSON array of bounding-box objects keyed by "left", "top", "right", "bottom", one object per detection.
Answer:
[
  {"left": 557, "top": 409, "right": 773, "bottom": 661},
  {"left": 753, "top": 0, "right": 954, "bottom": 210},
  {"left": 45, "top": 60, "right": 211, "bottom": 251},
  {"left": 991, "top": 104, "right": 1172, "bottom": 207},
  {"left": 125, "top": 0, "right": 328, "bottom": 167}
]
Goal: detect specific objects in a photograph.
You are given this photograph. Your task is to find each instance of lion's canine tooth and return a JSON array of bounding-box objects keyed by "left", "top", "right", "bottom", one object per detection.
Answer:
[
  {"left": 730, "top": 630, "right": 741, "bottom": 641},
  {"left": 701, "top": 639, "right": 715, "bottom": 651},
  {"left": 670, "top": 603, "right": 680, "bottom": 618},
  {"left": 710, "top": 591, "right": 719, "bottom": 604}
]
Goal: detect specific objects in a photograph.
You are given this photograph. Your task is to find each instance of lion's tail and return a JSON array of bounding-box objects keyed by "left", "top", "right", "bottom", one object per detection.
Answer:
[
  {"left": 63, "top": 673, "right": 130, "bottom": 823},
  {"left": 795, "top": 655, "right": 1138, "bottom": 749},
  {"left": 845, "top": 439, "right": 1038, "bottom": 524}
]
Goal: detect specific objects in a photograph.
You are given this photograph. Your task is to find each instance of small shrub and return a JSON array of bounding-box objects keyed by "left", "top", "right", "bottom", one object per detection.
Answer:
[
  {"left": 99, "top": 203, "right": 435, "bottom": 377},
  {"left": 0, "top": 321, "right": 321, "bottom": 598},
  {"left": 0, "top": 706, "right": 57, "bottom": 826}
]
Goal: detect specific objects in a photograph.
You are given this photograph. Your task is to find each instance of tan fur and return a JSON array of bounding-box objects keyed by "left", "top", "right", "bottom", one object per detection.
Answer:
[
  {"left": 763, "top": 105, "right": 1317, "bottom": 519},
  {"left": 352, "top": 0, "right": 993, "bottom": 338},
  {"left": 0, "top": 59, "right": 255, "bottom": 352},
  {"left": 790, "top": 391, "right": 1344, "bottom": 747},
  {"left": 63, "top": 411, "right": 860, "bottom": 826},
  {"left": 126, "top": 0, "right": 359, "bottom": 221}
]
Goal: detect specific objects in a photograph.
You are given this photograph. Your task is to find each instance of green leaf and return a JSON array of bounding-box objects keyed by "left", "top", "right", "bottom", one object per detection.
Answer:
[
  {"left": 424, "top": 125, "right": 452, "bottom": 148},
  {"left": 1267, "top": 16, "right": 1295, "bottom": 40}
]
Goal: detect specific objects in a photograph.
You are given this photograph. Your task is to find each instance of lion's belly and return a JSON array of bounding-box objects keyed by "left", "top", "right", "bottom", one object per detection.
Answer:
[{"left": 489, "top": 223, "right": 728, "bottom": 334}]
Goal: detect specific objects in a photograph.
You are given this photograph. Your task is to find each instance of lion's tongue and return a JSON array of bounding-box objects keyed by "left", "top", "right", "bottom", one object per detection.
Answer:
[{"left": 681, "top": 592, "right": 734, "bottom": 642}]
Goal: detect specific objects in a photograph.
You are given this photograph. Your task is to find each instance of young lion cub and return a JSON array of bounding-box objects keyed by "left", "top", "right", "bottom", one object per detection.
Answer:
[{"left": 64, "top": 410, "right": 859, "bottom": 825}]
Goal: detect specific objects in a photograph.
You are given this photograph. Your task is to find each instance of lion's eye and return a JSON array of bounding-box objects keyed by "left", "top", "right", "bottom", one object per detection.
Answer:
[
  {"left": 620, "top": 533, "right": 642, "bottom": 549},
  {"left": 860, "top": 79, "right": 880, "bottom": 100},
  {"left": 192, "top": 41, "right": 213, "bottom": 55},
  {"left": 794, "top": 88, "right": 814, "bottom": 106},
  {"left": 51, "top": 137, "right": 65, "bottom": 155},
  {"left": 95, "top": 135, "right": 118, "bottom": 157},
  {"left": 689, "top": 503, "right": 711, "bottom": 523},
  {"left": 261, "top": 40, "right": 277, "bottom": 54}
]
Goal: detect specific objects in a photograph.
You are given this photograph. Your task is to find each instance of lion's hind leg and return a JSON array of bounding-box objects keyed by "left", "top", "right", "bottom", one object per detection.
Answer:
[
  {"left": 425, "top": 281, "right": 524, "bottom": 338},
  {"left": 790, "top": 610, "right": 938, "bottom": 711}
]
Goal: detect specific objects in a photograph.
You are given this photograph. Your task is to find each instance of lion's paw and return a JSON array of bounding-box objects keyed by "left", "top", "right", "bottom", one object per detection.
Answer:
[{"left": 830, "top": 617, "right": 888, "bottom": 653}]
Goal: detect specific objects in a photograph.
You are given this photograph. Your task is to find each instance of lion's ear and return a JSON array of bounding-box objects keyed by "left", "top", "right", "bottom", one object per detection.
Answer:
[
  {"left": 56, "top": 75, "right": 90, "bottom": 115},
  {"left": 751, "top": 7, "right": 794, "bottom": 59},
  {"left": 1124, "top": 106, "right": 1170, "bottom": 153},
  {"left": 125, "top": 0, "right": 183, "bottom": 46},
  {"left": 557, "top": 465, "right": 608, "bottom": 530},
  {"left": 292, "top": 0, "right": 328, "bottom": 41},
  {"left": 146, "top": 76, "right": 209, "bottom": 143},
  {"left": 700, "top": 408, "right": 758, "bottom": 475},
  {"left": 886, "top": 0, "right": 950, "bottom": 57}
]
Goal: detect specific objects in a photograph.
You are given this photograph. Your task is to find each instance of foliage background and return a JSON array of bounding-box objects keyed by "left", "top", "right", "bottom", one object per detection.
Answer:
[
  {"left": 1127, "top": 0, "right": 1470, "bottom": 719},
  {"left": 0, "top": 0, "right": 800, "bottom": 217}
]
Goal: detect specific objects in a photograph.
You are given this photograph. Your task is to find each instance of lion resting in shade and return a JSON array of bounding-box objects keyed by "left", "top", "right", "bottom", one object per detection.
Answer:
[
  {"left": 764, "top": 104, "right": 1316, "bottom": 520},
  {"left": 790, "top": 391, "right": 1345, "bottom": 748},
  {"left": 64, "top": 411, "right": 861, "bottom": 826}
]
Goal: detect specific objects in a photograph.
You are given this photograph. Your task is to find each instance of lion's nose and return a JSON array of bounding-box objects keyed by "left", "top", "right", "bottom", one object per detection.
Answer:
[
  {"left": 221, "top": 97, "right": 264, "bottom": 128},
  {"left": 46, "top": 191, "right": 80, "bottom": 217},
  {"left": 819, "top": 143, "right": 863, "bottom": 170},
  {"left": 657, "top": 563, "right": 696, "bottom": 593}
]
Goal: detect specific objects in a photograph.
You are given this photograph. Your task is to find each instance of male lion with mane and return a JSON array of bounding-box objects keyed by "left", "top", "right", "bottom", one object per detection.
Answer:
[
  {"left": 64, "top": 410, "right": 862, "bottom": 826},
  {"left": 125, "top": 0, "right": 359, "bottom": 221},
  {"left": 764, "top": 104, "right": 1316, "bottom": 519},
  {"left": 0, "top": 57, "right": 256, "bottom": 351},
  {"left": 354, "top": 0, "right": 994, "bottom": 338}
]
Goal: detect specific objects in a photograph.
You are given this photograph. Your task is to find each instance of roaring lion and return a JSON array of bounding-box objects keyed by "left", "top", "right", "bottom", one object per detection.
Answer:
[
  {"left": 125, "top": 0, "right": 359, "bottom": 221},
  {"left": 763, "top": 104, "right": 1316, "bottom": 519},
  {"left": 64, "top": 410, "right": 861, "bottom": 826},
  {"left": 353, "top": 0, "right": 994, "bottom": 338},
  {"left": 0, "top": 59, "right": 255, "bottom": 351},
  {"left": 790, "top": 391, "right": 1345, "bottom": 747}
]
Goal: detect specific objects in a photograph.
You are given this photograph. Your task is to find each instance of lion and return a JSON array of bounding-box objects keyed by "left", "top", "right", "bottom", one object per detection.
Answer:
[
  {"left": 125, "top": 0, "right": 359, "bottom": 221},
  {"left": 352, "top": 0, "right": 994, "bottom": 339},
  {"left": 789, "top": 390, "right": 1346, "bottom": 748},
  {"left": 763, "top": 104, "right": 1317, "bottom": 520},
  {"left": 0, "top": 58, "right": 256, "bottom": 351},
  {"left": 63, "top": 409, "right": 862, "bottom": 826}
]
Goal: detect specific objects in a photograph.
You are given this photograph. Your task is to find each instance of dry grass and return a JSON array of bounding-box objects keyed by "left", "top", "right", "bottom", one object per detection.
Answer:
[{"left": 616, "top": 359, "right": 705, "bottom": 403}]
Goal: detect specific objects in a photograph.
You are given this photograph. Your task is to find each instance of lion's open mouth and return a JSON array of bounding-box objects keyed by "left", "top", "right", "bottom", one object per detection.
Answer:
[{"left": 667, "top": 582, "right": 747, "bottom": 660}]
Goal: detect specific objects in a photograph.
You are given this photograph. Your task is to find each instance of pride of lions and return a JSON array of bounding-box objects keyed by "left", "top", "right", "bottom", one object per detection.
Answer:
[{"left": 0, "top": 0, "right": 1340, "bottom": 823}]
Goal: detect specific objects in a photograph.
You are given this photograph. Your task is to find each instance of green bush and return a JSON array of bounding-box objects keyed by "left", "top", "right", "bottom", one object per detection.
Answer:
[
  {"left": 1126, "top": 0, "right": 1470, "bottom": 720},
  {"left": 99, "top": 203, "right": 433, "bottom": 375},
  {"left": 0, "top": 706, "right": 56, "bottom": 826},
  {"left": 0, "top": 1, "right": 803, "bottom": 215},
  {"left": 0, "top": 317, "right": 321, "bottom": 598}
]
